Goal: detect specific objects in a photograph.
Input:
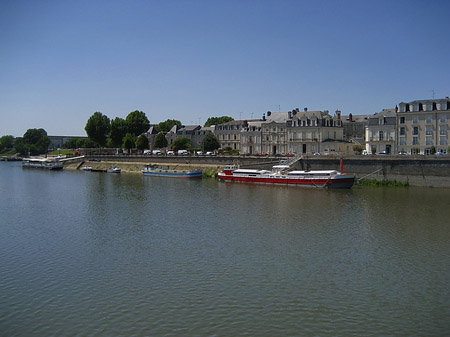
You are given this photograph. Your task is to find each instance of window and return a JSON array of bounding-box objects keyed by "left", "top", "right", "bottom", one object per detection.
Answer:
[
  {"left": 379, "top": 131, "right": 384, "bottom": 141},
  {"left": 413, "top": 104, "right": 419, "bottom": 112},
  {"left": 413, "top": 127, "right": 419, "bottom": 135},
  {"left": 400, "top": 117, "right": 405, "bottom": 124},
  {"left": 440, "top": 102, "right": 447, "bottom": 110},
  {"left": 426, "top": 126, "right": 433, "bottom": 135},
  {"left": 426, "top": 136, "right": 432, "bottom": 145},
  {"left": 426, "top": 103, "right": 433, "bottom": 111},
  {"left": 413, "top": 116, "right": 419, "bottom": 124},
  {"left": 400, "top": 127, "right": 405, "bottom": 135},
  {"left": 400, "top": 137, "right": 406, "bottom": 145},
  {"left": 440, "top": 136, "right": 447, "bottom": 145},
  {"left": 440, "top": 115, "right": 447, "bottom": 123},
  {"left": 440, "top": 125, "right": 447, "bottom": 135},
  {"left": 413, "top": 137, "right": 419, "bottom": 145},
  {"left": 426, "top": 116, "right": 433, "bottom": 124}
]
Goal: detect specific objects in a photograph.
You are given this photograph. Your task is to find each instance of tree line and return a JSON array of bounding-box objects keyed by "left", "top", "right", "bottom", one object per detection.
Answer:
[{"left": 0, "top": 111, "right": 233, "bottom": 156}]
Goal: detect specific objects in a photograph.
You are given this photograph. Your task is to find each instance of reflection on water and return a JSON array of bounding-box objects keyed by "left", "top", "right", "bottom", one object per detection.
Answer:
[{"left": 0, "top": 162, "right": 449, "bottom": 336}]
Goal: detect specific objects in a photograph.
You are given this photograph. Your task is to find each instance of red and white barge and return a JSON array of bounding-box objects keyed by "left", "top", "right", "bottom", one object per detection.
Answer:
[{"left": 218, "top": 164, "right": 356, "bottom": 189}]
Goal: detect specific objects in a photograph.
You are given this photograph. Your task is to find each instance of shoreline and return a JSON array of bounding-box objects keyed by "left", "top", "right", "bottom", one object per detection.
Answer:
[{"left": 61, "top": 155, "right": 450, "bottom": 187}]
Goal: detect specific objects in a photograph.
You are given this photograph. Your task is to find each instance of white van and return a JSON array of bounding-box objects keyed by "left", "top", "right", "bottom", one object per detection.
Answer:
[
  {"left": 178, "top": 150, "right": 189, "bottom": 156},
  {"left": 152, "top": 149, "right": 162, "bottom": 155}
]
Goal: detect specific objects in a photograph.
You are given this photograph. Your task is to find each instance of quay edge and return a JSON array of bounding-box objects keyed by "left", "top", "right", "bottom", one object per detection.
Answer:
[{"left": 62, "top": 155, "right": 450, "bottom": 188}]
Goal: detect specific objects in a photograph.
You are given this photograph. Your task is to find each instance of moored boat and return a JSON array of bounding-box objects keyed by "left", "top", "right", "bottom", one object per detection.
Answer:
[
  {"left": 107, "top": 166, "right": 121, "bottom": 173},
  {"left": 142, "top": 165, "right": 202, "bottom": 178},
  {"left": 218, "top": 164, "right": 355, "bottom": 189},
  {"left": 22, "top": 158, "right": 63, "bottom": 170}
]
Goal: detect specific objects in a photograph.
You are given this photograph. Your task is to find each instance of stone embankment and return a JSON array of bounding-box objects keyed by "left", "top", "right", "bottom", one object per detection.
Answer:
[{"left": 64, "top": 155, "right": 450, "bottom": 187}]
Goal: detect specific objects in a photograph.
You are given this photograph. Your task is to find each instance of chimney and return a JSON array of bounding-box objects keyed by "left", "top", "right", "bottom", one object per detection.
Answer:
[
  {"left": 349, "top": 113, "right": 353, "bottom": 122},
  {"left": 336, "top": 110, "right": 341, "bottom": 127},
  {"left": 304, "top": 107, "right": 308, "bottom": 112},
  {"left": 262, "top": 113, "right": 266, "bottom": 121}
]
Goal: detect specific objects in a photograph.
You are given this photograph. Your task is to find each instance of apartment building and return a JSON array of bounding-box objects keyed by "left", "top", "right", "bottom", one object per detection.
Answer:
[
  {"left": 365, "top": 108, "right": 396, "bottom": 154},
  {"left": 397, "top": 98, "right": 450, "bottom": 155},
  {"left": 216, "top": 108, "right": 348, "bottom": 156}
]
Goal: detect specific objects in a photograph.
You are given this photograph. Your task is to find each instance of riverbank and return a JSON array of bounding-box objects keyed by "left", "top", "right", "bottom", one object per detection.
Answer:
[
  {"left": 61, "top": 155, "right": 450, "bottom": 187},
  {"left": 64, "top": 160, "right": 221, "bottom": 178}
]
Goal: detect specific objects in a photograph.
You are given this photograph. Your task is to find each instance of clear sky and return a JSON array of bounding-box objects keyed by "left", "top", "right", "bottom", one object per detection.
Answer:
[{"left": 1, "top": 0, "right": 450, "bottom": 137}]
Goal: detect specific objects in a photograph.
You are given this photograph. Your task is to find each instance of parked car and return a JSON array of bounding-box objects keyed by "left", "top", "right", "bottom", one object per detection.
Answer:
[
  {"left": 196, "top": 151, "right": 203, "bottom": 156},
  {"left": 398, "top": 151, "right": 407, "bottom": 155},
  {"left": 378, "top": 150, "right": 388, "bottom": 155},
  {"left": 166, "top": 150, "right": 175, "bottom": 156},
  {"left": 178, "top": 150, "right": 189, "bottom": 156},
  {"left": 205, "top": 151, "right": 215, "bottom": 156},
  {"left": 152, "top": 149, "right": 162, "bottom": 155}
]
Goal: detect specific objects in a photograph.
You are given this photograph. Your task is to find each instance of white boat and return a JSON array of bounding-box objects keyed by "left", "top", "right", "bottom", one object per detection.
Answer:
[
  {"left": 82, "top": 166, "right": 92, "bottom": 171},
  {"left": 22, "top": 158, "right": 63, "bottom": 170},
  {"left": 107, "top": 166, "right": 121, "bottom": 173},
  {"left": 218, "top": 164, "right": 355, "bottom": 189}
]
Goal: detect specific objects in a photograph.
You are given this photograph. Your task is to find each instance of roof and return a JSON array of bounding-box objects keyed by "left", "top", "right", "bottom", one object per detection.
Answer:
[
  {"left": 178, "top": 125, "right": 201, "bottom": 132},
  {"left": 372, "top": 108, "right": 396, "bottom": 118},
  {"left": 401, "top": 97, "right": 450, "bottom": 104}
]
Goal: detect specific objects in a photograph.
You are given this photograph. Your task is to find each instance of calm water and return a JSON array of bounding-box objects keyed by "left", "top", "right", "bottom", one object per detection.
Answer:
[{"left": 0, "top": 161, "right": 449, "bottom": 336}]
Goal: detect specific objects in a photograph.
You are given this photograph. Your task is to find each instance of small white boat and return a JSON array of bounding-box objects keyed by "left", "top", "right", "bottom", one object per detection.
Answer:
[
  {"left": 82, "top": 166, "right": 92, "bottom": 171},
  {"left": 107, "top": 166, "right": 121, "bottom": 173}
]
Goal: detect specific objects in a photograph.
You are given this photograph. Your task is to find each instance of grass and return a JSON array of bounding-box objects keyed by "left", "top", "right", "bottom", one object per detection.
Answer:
[
  {"left": 202, "top": 167, "right": 219, "bottom": 178},
  {"left": 357, "top": 178, "right": 409, "bottom": 187}
]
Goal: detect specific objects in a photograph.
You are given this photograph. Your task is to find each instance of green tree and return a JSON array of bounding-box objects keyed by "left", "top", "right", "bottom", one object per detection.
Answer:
[
  {"left": 204, "top": 116, "right": 234, "bottom": 127},
  {"left": 122, "top": 133, "right": 136, "bottom": 151},
  {"left": 16, "top": 128, "right": 51, "bottom": 155},
  {"left": 202, "top": 133, "right": 220, "bottom": 152},
  {"left": 157, "top": 119, "right": 182, "bottom": 133},
  {"left": 0, "top": 135, "right": 14, "bottom": 151},
  {"left": 153, "top": 132, "right": 168, "bottom": 148},
  {"left": 126, "top": 110, "right": 150, "bottom": 136},
  {"left": 64, "top": 137, "right": 96, "bottom": 149},
  {"left": 136, "top": 134, "right": 149, "bottom": 151},
  {"left": 85, "top": 112, "right": 110, "bottom": 147},
  {"left": 110, "top": 117, "right": 127, "bottom": 147},
  {"left": 172, "top": 137, "right": 192, "bottom": 151}
]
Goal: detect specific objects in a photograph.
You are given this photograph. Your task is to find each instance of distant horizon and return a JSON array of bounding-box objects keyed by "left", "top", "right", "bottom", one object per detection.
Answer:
[{"left": 2, "top": 0, "right": 450, "bottom": 137}]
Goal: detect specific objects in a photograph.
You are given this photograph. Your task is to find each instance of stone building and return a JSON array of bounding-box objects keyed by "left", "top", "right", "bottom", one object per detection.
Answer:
[
  {"left": 397, "top": 98, "right": 450, "bottom": 155},
  {"left": 365, "top": 108, "right": 396, "bottom": 154},
  {"left": 214, "top": 108, "right": 349, "bottom": 156}
]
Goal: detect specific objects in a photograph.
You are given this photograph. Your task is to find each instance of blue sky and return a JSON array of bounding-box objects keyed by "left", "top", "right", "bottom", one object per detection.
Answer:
[{"left": 1, "top": 0, "right": 450, "bottom": 137}]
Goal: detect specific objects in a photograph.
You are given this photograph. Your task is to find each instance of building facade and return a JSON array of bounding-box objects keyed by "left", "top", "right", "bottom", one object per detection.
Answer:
[
  {"left": 397, "top": 98, "right": 450, "bottom": 155},
  {"left": 365, "top": 108, "right": 396, "bottom": 154}
]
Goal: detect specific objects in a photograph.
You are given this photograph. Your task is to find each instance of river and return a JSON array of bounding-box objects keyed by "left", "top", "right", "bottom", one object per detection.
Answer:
[{"left": 0, "top": 161, "right": 449, "bottom": 336}]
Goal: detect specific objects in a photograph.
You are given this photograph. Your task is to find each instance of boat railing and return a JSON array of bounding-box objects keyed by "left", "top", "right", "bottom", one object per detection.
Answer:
[{"left": 279, "top": 153, "right": 303, "bottom": 167}]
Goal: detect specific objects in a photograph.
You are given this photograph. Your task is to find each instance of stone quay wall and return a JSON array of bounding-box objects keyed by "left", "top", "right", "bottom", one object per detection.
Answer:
[{"left": 78, "top": 155, "right": 450, "bottom": 187}]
